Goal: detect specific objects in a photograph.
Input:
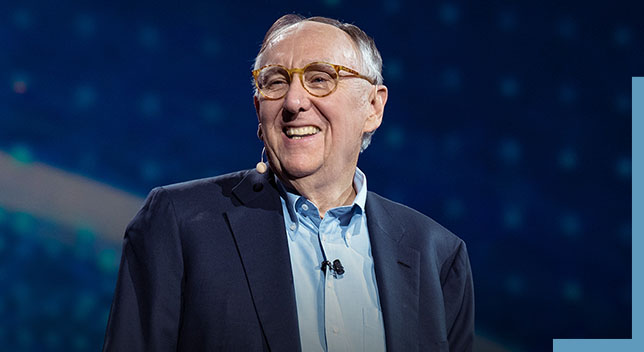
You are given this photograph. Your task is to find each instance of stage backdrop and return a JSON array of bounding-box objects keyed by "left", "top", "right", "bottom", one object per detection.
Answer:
[{"left": 1, "top": 1, "right": 638, "bottom": 351}]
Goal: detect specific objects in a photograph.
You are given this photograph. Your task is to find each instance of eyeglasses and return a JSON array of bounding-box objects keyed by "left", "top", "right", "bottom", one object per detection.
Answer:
[{"left": 252, "top": 61, "right": 375, "bottom": 100}]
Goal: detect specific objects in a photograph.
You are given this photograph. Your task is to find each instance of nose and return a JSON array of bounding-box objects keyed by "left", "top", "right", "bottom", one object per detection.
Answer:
[{"left": 282, "top": 75, "right": 312, "bottom": 113}]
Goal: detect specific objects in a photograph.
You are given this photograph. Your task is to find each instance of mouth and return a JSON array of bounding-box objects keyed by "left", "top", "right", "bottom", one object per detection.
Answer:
[{"left": 283, "top": 126, "right": 321, "bottom": 140}]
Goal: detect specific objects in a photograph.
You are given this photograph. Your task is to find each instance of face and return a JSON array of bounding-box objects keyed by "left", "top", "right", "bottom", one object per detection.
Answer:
[{"left": 254, "top": 22, "right": 387, "bottom": 185}]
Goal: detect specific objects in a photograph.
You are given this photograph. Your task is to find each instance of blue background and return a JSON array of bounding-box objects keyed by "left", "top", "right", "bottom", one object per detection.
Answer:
[
  {"left": 0, "top": 1, "right": 638, "bottom": 351},
  {"left": 553, "top": 78, "right": 641, "bottom": 352}
]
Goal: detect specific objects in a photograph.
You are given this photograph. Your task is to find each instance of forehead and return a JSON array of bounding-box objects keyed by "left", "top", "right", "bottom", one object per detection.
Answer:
[{"left": 260, "top": 21, "right": 361, "bottom": 68}]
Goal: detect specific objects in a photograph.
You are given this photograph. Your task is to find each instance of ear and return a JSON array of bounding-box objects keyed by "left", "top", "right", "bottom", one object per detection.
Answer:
[
  {"left": 363, "top": 84, "right": 388, "bottom": 133},
  {"left": 254, "top": 95, "right": 261, "bottom": 122}
]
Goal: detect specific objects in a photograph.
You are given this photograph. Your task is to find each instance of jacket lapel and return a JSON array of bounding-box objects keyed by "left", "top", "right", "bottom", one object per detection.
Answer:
[
  {"left": 366, "top": 192, "right": 420, "bottom": 352},
  {"left": 225, "top": 170, "right": 301, "bottom": 352}
]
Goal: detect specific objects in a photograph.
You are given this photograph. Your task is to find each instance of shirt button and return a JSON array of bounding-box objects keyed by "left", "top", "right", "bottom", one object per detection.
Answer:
[
  {"left": 327, "top": 280, "right": 333, "bottom": 288},
  {"left": 289, "top": 223, "right": 296, "bottom": 231},
  {"left": 332, "top": 327, "right": 339, "bottom": 334},
  {"left": 301, "top": 203, "right": 309, "bottom": 211}
]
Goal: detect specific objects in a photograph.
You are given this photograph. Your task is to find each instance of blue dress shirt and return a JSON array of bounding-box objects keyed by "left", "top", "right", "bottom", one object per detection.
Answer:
[{"left": 277, "top": 168, "right": 387, "bottom": 352}]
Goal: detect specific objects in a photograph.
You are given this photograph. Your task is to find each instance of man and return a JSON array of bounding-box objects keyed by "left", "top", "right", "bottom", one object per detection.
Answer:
[{"left": 103, "top": 14, "right": 474, "bottom": 352}]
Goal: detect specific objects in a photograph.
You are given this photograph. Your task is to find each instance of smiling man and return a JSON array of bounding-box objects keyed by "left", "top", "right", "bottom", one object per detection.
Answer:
[{"left": 103, "top": 14, "right": 474, "bottom": 352}]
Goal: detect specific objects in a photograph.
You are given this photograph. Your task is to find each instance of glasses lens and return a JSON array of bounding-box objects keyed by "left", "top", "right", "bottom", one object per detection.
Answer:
[
  {"left": 303, "top": 63, "right": 337, "bottom": 96},
  {"left": 257, "top": 66, "right": 290, "bottom": 98}
]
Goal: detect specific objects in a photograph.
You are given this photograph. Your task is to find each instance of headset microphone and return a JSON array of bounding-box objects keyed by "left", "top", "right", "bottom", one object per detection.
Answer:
[{"left": 256, "top": 147, "right": 267, "bottom": 174}]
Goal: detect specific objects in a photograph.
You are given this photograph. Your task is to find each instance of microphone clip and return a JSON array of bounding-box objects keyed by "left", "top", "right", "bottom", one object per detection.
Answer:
[{"left": 321, "top": 259, "right": 345, "bottom": 278}]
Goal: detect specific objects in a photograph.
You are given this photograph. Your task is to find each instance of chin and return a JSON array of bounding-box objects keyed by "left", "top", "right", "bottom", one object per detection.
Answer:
[{"left": 279, "top": 161, "right": 322, "bottom": 179}]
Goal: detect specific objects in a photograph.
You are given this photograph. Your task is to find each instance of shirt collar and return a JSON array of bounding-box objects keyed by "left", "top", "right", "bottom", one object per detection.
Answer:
[
  {"left": 276, "top": 167, "right": 368, "bottom": 222},
  {"left": 353, "top": 167, "right": 367, "bottom": 212}
]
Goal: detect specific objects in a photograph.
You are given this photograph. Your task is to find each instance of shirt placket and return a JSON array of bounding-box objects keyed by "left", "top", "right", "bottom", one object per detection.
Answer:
[{"left": 319, "top": 217, "right": 350, "bottom": 352}]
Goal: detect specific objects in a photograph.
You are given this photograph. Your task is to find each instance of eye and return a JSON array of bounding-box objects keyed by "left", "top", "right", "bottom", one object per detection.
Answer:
[
  {"left": 264, "top": 77, "right": 288, "bottom": 89},
  {"left": 308, "top": 73, "right": 332, "bottom": 84},
  {"left": 304, "top": 71, "right": 335, "bottom": 90},
  {"left": 259, "top": 68, "right": 290, "bottom": 91}
]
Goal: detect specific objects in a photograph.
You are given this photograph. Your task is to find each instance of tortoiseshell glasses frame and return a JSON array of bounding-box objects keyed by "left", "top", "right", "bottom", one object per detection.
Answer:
[{"left": 252, "top": 61, "right": 375, "bottom": 100}]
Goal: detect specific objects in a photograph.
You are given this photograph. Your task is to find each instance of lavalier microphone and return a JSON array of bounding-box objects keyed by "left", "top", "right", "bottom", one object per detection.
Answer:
[{"left": 321, "top": 259, "right": 345, "bottom": 277}]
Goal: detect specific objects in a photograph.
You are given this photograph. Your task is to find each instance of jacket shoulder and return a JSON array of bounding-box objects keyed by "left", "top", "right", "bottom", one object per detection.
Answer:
[
  {"left": 159, "top": 169, "right": 249, "bottom": 194},
  {"left": 145, "top": 169, "right": 253, "bottom": 214},
  {"left": 366, "top": 191, "right": 465, "bottom": 254}
]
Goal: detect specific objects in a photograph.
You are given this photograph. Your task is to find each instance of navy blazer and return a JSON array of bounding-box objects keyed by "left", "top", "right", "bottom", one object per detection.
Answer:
[{"left": 103, "top": 169, "right": 474, "bottom": 351}]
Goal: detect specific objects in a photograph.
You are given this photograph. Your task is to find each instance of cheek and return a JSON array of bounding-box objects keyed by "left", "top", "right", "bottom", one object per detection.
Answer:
[
  {"left": 337, "top": 95, "right": 371, "bottom": 131},
  {"left": 343, "top": 86, "right": 371, "bottom": 115},
  {"left": 258, "top": 103, "right": 280, "bottom": 127},
  {"left": 330, "top": 89, "right": 369, "bottom": 116}
]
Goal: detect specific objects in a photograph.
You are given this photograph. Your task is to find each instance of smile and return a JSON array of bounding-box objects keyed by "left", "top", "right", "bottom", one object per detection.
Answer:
[{"left": 284, "top": 126, "right": 321, "bottom": 139}]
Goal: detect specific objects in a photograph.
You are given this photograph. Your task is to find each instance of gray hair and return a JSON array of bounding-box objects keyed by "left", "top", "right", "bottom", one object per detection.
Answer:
[{"left": 253, "top": 14, "right": 384, "bottom": 152}]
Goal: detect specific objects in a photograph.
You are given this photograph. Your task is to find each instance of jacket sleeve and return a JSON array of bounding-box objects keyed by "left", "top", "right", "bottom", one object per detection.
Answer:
[
  {"left": 442, "top": 241, "right": 475, "bottom": 352},
  {"left": 103, "top": 187, "right": 184, "bottom": 352}
]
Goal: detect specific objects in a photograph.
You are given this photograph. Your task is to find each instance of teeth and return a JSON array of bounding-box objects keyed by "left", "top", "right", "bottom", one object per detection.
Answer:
[{"left": 285, "top": 126, "right": 320, "bottom": 137}]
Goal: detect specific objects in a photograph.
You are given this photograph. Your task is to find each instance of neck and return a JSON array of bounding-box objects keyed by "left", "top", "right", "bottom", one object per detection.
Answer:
[{"left": 281, "top": 167, "right": 357, "bottom": 218}]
